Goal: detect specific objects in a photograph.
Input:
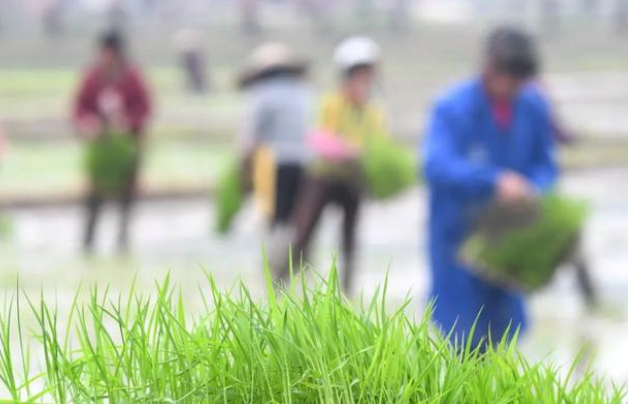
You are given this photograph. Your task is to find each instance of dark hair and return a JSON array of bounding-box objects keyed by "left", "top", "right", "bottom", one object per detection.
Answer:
[
  {"left": 99, "top": 30, "right": 125, "bottom": 55},
  {"left": 485, "top": 27, "right": 539, "bottom": 79},
  {"left": 343, "top": 63, "right": 375, "bottom": 81}
]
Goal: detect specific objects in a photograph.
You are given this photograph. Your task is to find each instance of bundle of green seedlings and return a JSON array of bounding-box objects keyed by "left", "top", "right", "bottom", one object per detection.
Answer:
[
  {"left": 362, "top": 137, "right": 416, "bottom": 200},
  {"left": 215, "top": 159, "right": 245, "bottom": 234},
  {"left": 462, "top": 194, "right": 588, "bottom": 291},
  {"left": 84, "top": 132, "right": 138, "bottom": 195},
  {"left": 0, "top": 269, "right": 623, "bottom": 404}
]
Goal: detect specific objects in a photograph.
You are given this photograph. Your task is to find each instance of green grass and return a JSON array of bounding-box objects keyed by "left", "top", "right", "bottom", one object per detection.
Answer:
[{"left": 0, "top": 268, "right": 624, "bottom": 404}]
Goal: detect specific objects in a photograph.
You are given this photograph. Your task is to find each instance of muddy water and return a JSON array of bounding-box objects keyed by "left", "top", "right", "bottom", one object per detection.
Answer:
[{"left": 1, "top": 167, "right": 627, "bottom": 383}]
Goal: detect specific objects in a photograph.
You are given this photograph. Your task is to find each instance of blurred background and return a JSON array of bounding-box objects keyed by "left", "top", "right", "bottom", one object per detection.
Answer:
[{"left": 1, "top": 0, "right": 628, "bottom": 384}]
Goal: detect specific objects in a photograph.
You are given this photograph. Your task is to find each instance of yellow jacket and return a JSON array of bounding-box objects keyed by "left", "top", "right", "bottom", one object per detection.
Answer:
[{"left": 317, "top": 92, "right": 387, "bottom": 148}]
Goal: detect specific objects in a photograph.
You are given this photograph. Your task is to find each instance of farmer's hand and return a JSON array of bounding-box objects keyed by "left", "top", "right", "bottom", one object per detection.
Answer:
[
  {"left": 308, "top": 131, "right": 360, "bottom": 161},
  {"left": 76, "top": 116, "right": 102, "bottom": 140},
  {"left": 496, "top": 171, "right": 533, "bottom": 204},
  {"left": 109, "top": 113, "right": 130, "bottom": 133}
]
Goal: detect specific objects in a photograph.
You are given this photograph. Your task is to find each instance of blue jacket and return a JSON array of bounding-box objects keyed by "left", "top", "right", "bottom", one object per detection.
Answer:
[{"left": 422, "top": 78, "right": 558, "bottom": 348}]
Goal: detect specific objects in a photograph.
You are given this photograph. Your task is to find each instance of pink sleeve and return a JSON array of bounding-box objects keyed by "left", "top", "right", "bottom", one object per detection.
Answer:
[{"left": 307, "top": 130, "right": 358, "bottom": 160}]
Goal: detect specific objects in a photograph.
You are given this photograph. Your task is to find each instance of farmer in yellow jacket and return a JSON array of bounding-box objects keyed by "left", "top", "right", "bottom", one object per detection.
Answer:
[{"left": 276, "top": 37, "right": 387, "bottom": 294}]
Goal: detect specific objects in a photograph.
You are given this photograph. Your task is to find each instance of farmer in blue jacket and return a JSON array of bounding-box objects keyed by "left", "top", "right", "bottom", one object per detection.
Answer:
[{"left": 423, "top": 27, "right": 558, "bottom": 350}]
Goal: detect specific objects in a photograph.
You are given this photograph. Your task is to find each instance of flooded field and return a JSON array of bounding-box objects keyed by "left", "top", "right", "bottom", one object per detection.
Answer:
[{"left": 1, "top": 167, "right": 627, "bottom": 383}]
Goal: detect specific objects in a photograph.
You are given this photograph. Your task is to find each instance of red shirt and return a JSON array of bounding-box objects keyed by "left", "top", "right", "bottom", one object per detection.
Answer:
[
  {"left": 73, "top": 63, "right": 152, "bottom": 136},
  {"left": 491, "top": 99, "right": 513, "bottom": 131}
]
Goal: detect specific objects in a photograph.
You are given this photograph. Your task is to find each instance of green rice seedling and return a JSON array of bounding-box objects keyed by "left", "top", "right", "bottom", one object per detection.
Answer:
[
  {"left": 84, "top": 132, "right": 139, "bottom": 196},
  {"left": 362, "top": 137, "right": 416, "bottom": 200},
  {"left": 462, "top": 194, "right": 589, "bottom": 291},
  {"left": 0, "top": 267, "right": 624, "bottom": 404},
  {"left": 215, "top": 159, "right": 245, "bottom": 234}
]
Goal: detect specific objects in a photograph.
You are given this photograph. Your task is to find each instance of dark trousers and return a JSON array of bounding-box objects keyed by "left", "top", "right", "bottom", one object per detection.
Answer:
[
  {"left": 277, "top": 175, "right": 361, "bottom": 293},
  {"left": 272, "top": 164, "right": 303, "bottom": 227},
  {"left": 83, "top": 162, "right": 139, "bottom": 255},
  {"left": 572, "top": 236, "right": 598, "bottom": 309}
]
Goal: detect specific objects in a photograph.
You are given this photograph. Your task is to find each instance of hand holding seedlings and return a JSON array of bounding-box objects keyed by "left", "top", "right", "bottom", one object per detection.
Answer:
[
  {"left": 76, "top": 115, "right": 103, "bottom": 140},
  {"left": 497, "top": 170, "right": 533, "bottom": 204}
]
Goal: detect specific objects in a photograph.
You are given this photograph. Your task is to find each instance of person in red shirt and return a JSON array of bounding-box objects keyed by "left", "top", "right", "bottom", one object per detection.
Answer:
[{"left": 73, "top": 31, "right": 152, "bottom": 254}]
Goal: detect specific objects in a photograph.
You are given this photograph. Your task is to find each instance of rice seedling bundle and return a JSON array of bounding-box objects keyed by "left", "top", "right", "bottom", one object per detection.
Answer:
[
  {"left": 84, "top": 132, "right": 138, "bottom": 195},
  {"left": 0, "top": 270, "right": 622, "bottom": 404},
  {"left": 362, "top": 137, "right": 416, "bottom": 200},
  {"left": 215, "top": 159, "right": 245, "bottom": 234},
  {"left": 461, "top": 194, "right": 588, "bottom": 291}
]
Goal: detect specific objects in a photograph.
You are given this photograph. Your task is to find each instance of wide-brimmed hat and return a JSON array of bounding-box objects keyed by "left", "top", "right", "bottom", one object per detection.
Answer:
[{"left": 238, "top": 43, "right": 307, "bottom": 88}]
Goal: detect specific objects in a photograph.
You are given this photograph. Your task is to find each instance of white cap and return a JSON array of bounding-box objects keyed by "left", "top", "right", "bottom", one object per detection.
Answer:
[{"left": 333, "top": 36, "right": 381, "bottom": 72}]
